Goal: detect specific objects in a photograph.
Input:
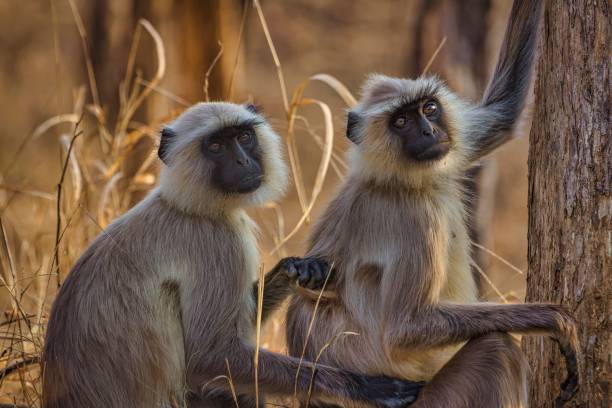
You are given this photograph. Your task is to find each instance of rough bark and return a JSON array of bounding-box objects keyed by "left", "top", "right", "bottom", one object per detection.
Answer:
[{"left": 523, "top": 1, "right": 610, "bottom": 407}]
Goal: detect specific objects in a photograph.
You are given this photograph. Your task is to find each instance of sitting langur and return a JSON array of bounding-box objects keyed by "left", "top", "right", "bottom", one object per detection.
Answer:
[
  {"left": 42, "top": 103, "right": 423, "bottom": 408},
  {"left": 286, "top": 1, "right": 579, "bottom": 407}
]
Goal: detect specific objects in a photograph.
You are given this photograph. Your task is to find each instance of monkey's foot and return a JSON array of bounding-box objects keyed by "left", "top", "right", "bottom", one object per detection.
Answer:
[{"left": 352, "top": 374, "right": 425, "bottom": 408}]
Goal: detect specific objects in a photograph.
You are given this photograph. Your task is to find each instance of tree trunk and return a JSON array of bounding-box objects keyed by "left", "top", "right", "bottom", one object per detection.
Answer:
[
  {"left": 138, "top": 0, "right": 241, "bottom": 108},
  {"left": 523, "top": 2, "right": 610, "bottom": 407}
]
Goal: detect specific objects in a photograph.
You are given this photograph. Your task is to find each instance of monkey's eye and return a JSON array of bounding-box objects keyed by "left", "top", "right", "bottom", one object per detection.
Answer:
[
  {"left": 423, "top": 101, "right": 439, "bottom": 117},
  {"left": 208, "top": 142, "right": 222, "bottom": 154},
  {"left": 393, "top": 116, "right": 407, "bottom": 129},
  {"left": 238, "top": 132, "right": 253, "bottom": 145}
]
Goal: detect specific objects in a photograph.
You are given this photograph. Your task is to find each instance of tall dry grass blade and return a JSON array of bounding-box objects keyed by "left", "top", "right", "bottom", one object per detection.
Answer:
[
  {"left": 59, "top": 135, "right": 83, "bottom": 205},
  {"left": 471, "top": 260, "right": 508, "bottom": 303},
  {"left": 0, "top": 221, "right": 36, "bottom": 355},
  {"left": 254, "top": 265, "right": 265, "bottom": 408},
  {"left": 0, "top": 218, "right": 16, "bottom": 312},
  {"left": 252, "top": 7, "right": 315, "bottom": 221},
  {"left": 310, "top": 74, "right": 357, "bottom": 108},
  {"left": 286, "top": 81, "right": 310, "bottom": 217},
  {"left": 253, "top": 0, "right": 289, "bottom": 112},
  {"left": 224, "top": 358, "right": 240, "bottom": 408},
  {"left": 203, "top": 41, "right": 224, "bottom": 102},
  {"left": 421, "top": 37, "right": 447, "bottom": 76},
  {"left": 0, "top": 187, "right": 53, "bottom": 202},
  {"left": 67, "top": 0, "right": 100, "bottom": 109},
  {"left": 271, "top": 99, "right": 334, "bottom": 255},
  {"left": 98, "top": 172, "right": 123, "bottom": 228},
  {"left": 226, "top": 0, "right": 251, "bottom": 100},
  {"left": 1, "top": 114, "right": 79, "bottom": 176},
  {"left": 121, "top": 19, "right": 143, "bottom": 113},
  {"left": 292, "top": 262, "right": 334, "bottom": 406},
  {"left": 472, "top": 241, "right": 524, "bottom": 275},
  {"left": 50, "top": 0, "right": 64, "bottom": 114},
  {"left": 117, "top": 19, "right": 166, "bottom": 137},
  {"left": 293, "top": 115, "right": 347, "bottom": 168},
  {"left": 304, "top": 331, "right": 359, "bottom": 408},
  {"left": 294, "top": 115, "right": 348, "bottom": 178},
  {"left": 130, "top": 151, "right": 159, "bottom": 189},
  {"left": 52, "top": 114, "right": 83, "bottom": 288},
  {"left": 0, "top": 357, "right": 40, "bottom": 380},
  {"left": 263, "top": 202, "right": 286, "bottom": 257},
  {"left": 136, "top": 78, "right": 191, "bottom": 107}
]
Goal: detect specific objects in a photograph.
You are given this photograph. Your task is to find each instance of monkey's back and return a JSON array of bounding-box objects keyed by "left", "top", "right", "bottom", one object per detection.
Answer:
[
  {"left": 42, "top": 194, "right": 190, "bottom": 407},
  {"left": 42, "top": 191, "right": 260, "bottom": 408}
]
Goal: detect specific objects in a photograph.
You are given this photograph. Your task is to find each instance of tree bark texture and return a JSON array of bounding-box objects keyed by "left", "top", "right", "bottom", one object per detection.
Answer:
[{"left": 523, "top": 1, "right": 610, "bottom": 407}]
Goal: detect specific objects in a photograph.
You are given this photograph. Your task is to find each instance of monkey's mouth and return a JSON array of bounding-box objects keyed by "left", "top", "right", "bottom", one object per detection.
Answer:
[
  {"left": 233, "top": 174, "right": 263, "bottom": 193},
  {"left": 415, "top": 141, "right": 451, "bottom": 161}
]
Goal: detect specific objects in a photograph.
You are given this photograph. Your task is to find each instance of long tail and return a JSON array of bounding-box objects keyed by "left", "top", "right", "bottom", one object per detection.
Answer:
[{"left": 467, "top": 0, "right": 544, "bottom": 162}]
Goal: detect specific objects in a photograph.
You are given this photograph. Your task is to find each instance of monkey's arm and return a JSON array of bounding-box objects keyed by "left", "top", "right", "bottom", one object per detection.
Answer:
[
  {"left": 385, "top": 302, "right": 579, "bottom": 405},
  {"left": 253, "top": 257, "right": 329, "bottom": 323},
  {"left": 465, "top": 0, "right": 543, "bottom": 163},
  {"left": 195, "top": 339, "right": 423, "bottom": 407}
]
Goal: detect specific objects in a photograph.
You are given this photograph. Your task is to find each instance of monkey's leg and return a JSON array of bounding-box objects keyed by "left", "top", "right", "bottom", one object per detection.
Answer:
[
  {"left": 205, "top": 341, "right": 422, "bottom": 407},
  {"left": 413, "top": 332, "right": 528, "bottom": 408},
  {"left": 386, "top": 303, "right": 578, "bottom": 406}
]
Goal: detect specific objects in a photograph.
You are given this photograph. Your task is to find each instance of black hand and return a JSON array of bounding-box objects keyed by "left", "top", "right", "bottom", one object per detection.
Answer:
[{"left": 277, "top": 256, "right": 331, "bottom": 289}]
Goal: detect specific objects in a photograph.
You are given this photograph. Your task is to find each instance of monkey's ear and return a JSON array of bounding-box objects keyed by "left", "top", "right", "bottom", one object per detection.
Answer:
[
  {"left": 245, "top": 103, "right": 260, "bottom": 114},
  {"left": 158, "top": 127, "right": 176, "bottom": 165},
  {"left": 346, "top": 111, "right": 362, "bottom": 144}
]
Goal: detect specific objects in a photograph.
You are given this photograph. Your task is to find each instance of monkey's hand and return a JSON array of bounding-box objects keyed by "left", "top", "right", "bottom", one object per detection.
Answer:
[
  {"left": 352, "top": 374, "right": 424, "bottom": 407},
  {"left": 277, "top": 256, "right": 331, "bottom": 290},
  {"left": 551, "top": 306, "right": 580, "bottom": 407}
]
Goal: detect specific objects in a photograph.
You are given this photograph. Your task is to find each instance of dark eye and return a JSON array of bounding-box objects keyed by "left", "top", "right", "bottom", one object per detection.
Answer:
[
  {"left": 208, "top": 142, "right": 222, "bottom": 153},
  {"left": 423, "top": 101, "right": 439, "bottom": 117},
  {"left": 238, "top": 132, "right": 253, "bottom": 145},
  {"left": 393, "top": 116, "right": 407, "bottom": 129}
]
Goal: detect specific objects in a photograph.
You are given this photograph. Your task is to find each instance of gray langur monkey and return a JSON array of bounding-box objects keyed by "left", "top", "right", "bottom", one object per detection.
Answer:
[
  {"left": 42, "top": 102, "right": 423, "bottom": 408},
  {"left": 286, "top": 1, "right": 579, "bottom": 407}
]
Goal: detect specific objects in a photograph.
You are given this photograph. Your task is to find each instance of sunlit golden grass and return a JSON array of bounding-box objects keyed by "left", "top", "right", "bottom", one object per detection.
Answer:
[{"left": 0, "top": 2, "right": 526, "bottom": 406}]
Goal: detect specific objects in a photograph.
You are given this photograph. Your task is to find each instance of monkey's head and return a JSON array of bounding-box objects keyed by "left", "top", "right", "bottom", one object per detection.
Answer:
[
  {"left": 157, "top": 102, "right": 287, "bottom": 214},
  {"left": 346, "top": 74, "right": 469, "bottom": 185}
]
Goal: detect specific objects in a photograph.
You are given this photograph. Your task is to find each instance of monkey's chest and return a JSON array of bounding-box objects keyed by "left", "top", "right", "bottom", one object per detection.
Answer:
[{"left": 439, "top": 215, "right": 477, "bottom": 303}]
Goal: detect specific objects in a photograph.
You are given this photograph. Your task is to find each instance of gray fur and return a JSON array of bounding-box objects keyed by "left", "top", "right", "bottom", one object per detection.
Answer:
[
  {"left": 466, "top": 0, "right": 544, "bottom": 161},
  {"left": 43, "top": 102, "right": 289, "bottom": 407},
  {"left": 42, "top": 103, "right": 422, "bottom": 408},
  {"left": 286, "top": 1, "right": 579, "bottom": 407}
]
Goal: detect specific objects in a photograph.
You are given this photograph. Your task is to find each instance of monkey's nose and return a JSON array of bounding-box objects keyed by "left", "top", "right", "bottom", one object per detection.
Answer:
[
  {"left": 237, "top": 158, "right": 250, "bottom": 166},
  {"left": 422, "top": 129, "right": 434, "bottom": 138}
]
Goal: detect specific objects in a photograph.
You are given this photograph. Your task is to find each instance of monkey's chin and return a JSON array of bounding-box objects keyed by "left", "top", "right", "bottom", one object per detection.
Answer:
[{"left": 414, "top": 142, "right": 451, "bottom": 162}]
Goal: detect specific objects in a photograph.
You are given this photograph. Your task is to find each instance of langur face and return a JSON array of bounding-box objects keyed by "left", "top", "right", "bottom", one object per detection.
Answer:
[
  {"left": 159, "top": 102, "right": 288, "bottom": 210},
  {"left": 201, "top": 120, "right": 264, "bottom": 194},
  {"left": 388, "top": 98, "right": 451, "bottom": 162}
]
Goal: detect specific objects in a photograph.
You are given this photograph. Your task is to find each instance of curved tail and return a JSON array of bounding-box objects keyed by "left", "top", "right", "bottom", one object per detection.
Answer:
[{"left": 467, "top": 0, "right": 544, "bottom": 162}]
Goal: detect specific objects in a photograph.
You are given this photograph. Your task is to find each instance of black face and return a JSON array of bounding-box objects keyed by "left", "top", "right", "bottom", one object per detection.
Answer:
[
  {"left": 388, "top": 99, "right": 450, "bottom": 162},
  {"left": 202, "top": 122, "right": 264, "bottom": 194}
]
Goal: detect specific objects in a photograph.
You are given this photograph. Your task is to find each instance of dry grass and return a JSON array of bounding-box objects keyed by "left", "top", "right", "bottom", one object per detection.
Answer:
[{"left": 0, "top": 2, "right": 526, "bottom": 406}]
